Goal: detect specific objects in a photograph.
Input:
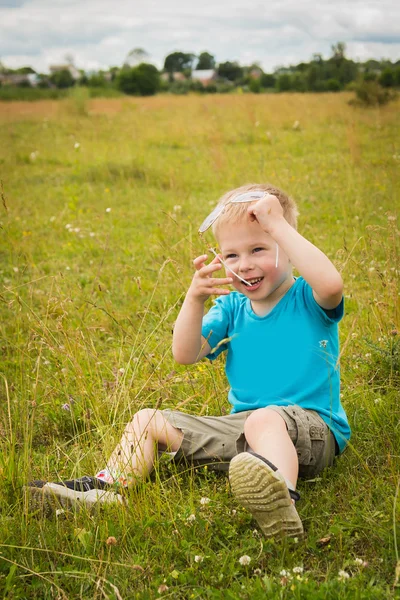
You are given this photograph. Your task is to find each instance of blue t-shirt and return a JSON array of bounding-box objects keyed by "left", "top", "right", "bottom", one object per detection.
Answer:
[{"left": 201, "top": 277, "right": 350, "bottom": 452}]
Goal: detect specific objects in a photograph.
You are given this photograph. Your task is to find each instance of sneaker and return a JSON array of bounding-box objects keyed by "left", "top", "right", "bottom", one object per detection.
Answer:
[
  {"left": 229, "top": 452, "right": 304, "bottom": 539},
  {"left": 24, "top": 476, "right": 126, "bottom": 516}
]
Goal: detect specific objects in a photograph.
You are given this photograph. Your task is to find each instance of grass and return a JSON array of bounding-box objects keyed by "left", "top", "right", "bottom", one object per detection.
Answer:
[{"left": 0, "top": 92, "right": 399, "bottom": 599}]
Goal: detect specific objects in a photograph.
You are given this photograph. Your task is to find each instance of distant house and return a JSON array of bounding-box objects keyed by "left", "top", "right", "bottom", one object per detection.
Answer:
[
  {"left": 49, "top": 64, "right": 80, "bottom": 80},
  {"left": 161, "top": 71, "right": 187, "bottom": 82},
  {"left": 249, "top": 68, "right": 262, "bottom": 79},
  {"left": 0, "top": 73, "right": 35, "bottom": 86},
  {"left": 191, "top": 69, "right": 217, "bottom": 86}
]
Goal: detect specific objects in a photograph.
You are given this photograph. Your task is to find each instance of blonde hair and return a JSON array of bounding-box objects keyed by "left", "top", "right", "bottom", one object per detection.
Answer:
[{"left": 211, "top": 183, "right": 299, "bottom": 238}]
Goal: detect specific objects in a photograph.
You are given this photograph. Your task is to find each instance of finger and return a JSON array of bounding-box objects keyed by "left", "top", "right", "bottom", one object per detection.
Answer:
[
  {"left": 193, "top": 254, "right": 209, "bottom": 270},
  {"left": 207, "top": 277, "right": 233, "bottom": 285},
  {"left": 198, "top": 262, "right": 224, "bottom": 277}
]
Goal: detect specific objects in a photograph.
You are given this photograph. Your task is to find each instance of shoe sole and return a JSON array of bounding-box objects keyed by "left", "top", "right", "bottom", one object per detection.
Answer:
[
  {"left": 229, "top": 452, "right": 304, "bottom": 539},
  {"left": 24, "top": 484, "right": 126, "bottom": 517}
]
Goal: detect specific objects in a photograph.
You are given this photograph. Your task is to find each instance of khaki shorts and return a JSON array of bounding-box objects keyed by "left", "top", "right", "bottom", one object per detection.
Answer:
[{"left": 162, "top": 405, "right": 338, "bottom": 479}]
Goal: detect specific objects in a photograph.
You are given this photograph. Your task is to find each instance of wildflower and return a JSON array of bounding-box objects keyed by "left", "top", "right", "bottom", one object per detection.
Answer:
[
  {"left": 354, "top": 558, "right": 363, "bottom": 565},
  {"left": 194, "top": 555, "right": 203, "bottom": 563},
  {"left": 338, "top": 570, "right": 350, "bottom": 581},
  {"left": 279, "top": 569, "right": 291, "bottom": 578},
  {"left": 89, "top": 232, "right": 95, "bottom": 237},
  {"left": 200, "top": 497, "right": 210, "bottom": 505},
  {"left": 173, "top": 205, "right": 182, "bottom": 212},
  {"left": 239, "top": 555, "right": 251, "bottom": 566},
  {"left": 61, "top": 403, "right": 71, "bottom": 411},
  {"left": 187, "top": 513, "right": 196, "bottom": 522},
  {"left": 65, "top": 224, "right": 72, "bottom": 229},
  {"left": 106, "top": 536, "right": 117, "bottom": 545},
  {"left": 292, "top": 120, "right": 300, "bottom": 130},
  {"left": 158, "top": 584, "right": 169, "bottom": 594},
  {"left": 74, "top": 142, "right": 80, "bottom": 149},
  {"left": 253, "top": 568, "right": 262, "bottom": 576},
  {"left": 374, "top": 398, "right": 381, "bottom": 404},
  {"left": 387, "top": 215, "right": 396, "bottom": 221},
  {"left": 231, "top": 509, "right": 237, "bottom": 516},
  {"left": 13, "top": 267, "right": 19, "bottom": 273},
  {"left": 293, "top": 566, "right": 304, "bottom": 574},
  {"left": 118, "top": 368, "right": 125, "bottom": 375},
  {"left": 106, "top": 207, "right": 111, "bottom": 213}
]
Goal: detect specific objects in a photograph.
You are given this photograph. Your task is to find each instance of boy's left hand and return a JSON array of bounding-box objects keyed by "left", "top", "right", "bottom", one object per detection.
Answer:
[{"left": 247, "top": 194, "right": 284, "bottom": 233}]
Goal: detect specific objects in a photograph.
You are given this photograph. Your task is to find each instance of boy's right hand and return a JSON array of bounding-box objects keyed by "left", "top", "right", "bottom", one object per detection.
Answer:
[{"left": 187, "top": 254, "right": 233, "bottom": 303}]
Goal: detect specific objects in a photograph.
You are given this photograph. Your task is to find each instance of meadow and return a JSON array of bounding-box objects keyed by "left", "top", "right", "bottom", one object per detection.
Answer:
[{"left": 0, "top": 91, "right": 399, "bottom": 599}]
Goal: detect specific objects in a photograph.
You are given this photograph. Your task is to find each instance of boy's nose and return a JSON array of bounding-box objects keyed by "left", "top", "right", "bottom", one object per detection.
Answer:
[{"left": 239, "top": 257, "right": 254, "bottom": 272}]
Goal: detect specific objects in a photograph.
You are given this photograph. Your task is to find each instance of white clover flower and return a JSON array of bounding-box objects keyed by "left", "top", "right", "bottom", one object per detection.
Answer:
[
  {"left": 239, "top": 555, "right": 251, "bottom": 566},
  {"left": 65, "top": 224, "right": 72, "bottom": 229},
  {"left": 200, "top": 497, "right": 210, "bottom": 505},
  {"left": 74, "top": 142, "right": 80, "bottom": 149},
  {"left": 354, "top": 558, "right": 363, "bottom": 565},
  {"left": 118, "top": 368, "right": 125, "bottom": 375},
  {"left": 106, "top": 207, "right": 111, "bottom": 213},
  {"left": 338, "top": 570, "right": 350, "bottom": 581},
  {"left": 187, "top": 513, "right": 196, "bottom": 522},
  {"left": 280, "top": 569, "right": 290, "bottom": 577},
  {"left": 89, "top": 232, "right": 95, "bottom": 237},
  {"left": 13, "top": 267, "right": 19, "bottom": 273},
  {"left": 194, "top": 555, "right": 203, "bottom": 563},
  {"left": 173, "top": 205, "right": 182, "bottom": 212},
  {"left": 293, "top": 566, "right": 304, "bottom": 574}
]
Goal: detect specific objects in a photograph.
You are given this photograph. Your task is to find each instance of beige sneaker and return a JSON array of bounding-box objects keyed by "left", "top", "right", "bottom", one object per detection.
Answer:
[
  {"left": 24, "top": 476, "right": 126, "bottom": 517},
  {"left": 229, "top": 452, "right": 304, "bottom": 539}
]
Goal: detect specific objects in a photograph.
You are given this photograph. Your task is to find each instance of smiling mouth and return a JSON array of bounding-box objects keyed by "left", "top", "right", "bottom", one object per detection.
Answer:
[{"left": 244, "top": 277, "right": 264, "bottom": 287}]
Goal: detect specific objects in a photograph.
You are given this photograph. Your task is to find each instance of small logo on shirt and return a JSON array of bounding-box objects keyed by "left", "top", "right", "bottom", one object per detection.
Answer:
[{"left": 319, "top": 340, "right": 328, "bottom": 348}]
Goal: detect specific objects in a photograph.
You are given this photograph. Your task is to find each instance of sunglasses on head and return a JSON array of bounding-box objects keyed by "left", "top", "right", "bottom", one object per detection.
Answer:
[
  {"left": 198, "top": 190, "right": 267, "bottom": 234},
  {"left": 198, "top": 190, "right": 279, "bottom": 285}
]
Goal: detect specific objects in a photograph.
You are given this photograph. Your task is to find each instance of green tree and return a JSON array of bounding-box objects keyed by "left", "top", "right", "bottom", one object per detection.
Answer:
[
  {"left": 276, "top": 74, "right": 292, "bottom": 91},
  {"left": 196, "top": 52, "right": 215, "bottom": 70},
  {"left": 117, "top": 63, "right": 160, "bottom": 96},
  {"left": 379, "top": 67, "right": 395, "bottom": 87},
  {"left": 164, "top": 52, "right": 195, "bottom": 73},
  {"left": 50, "top": 69, "right": 75, "bottom": 89},
  {"left": 217, "top": 61, "right": 243, "bottom": 82},
  {"left": 261, "top": 73, "right": 276, "bottom": 88}
]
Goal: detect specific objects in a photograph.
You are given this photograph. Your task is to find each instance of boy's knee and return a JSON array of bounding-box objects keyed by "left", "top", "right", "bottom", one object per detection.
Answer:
[
  {"left": 130, "top": 408, "right": 160, "bottom": 432},
  {"left": 244, "top": 408, "right": 287, "bottom": 438}
]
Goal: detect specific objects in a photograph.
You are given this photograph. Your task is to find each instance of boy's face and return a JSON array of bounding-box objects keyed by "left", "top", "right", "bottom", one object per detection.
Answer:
[{"left": 217, "top": 219, "right": 294, "bottom": 314}]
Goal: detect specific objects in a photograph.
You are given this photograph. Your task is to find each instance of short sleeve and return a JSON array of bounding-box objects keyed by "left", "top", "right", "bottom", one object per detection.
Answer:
[
  {"left": 300, "top": 279, "right": 344, "bottom": 325},
  {"left": 201, "top": 296, "right": 231, "bottom": 360}
]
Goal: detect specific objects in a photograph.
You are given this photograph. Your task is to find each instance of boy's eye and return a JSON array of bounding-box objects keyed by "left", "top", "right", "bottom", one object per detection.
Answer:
[
  {"left": 252, "top": 247, "right": 265, "bottom": 253},
  {"left": 224, "top": 253, "right": 237, "bottom": 260}
]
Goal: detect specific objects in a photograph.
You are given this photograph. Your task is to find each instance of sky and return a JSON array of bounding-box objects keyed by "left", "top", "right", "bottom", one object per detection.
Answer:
[{"left": 1, "top": 0, "right": 399, "bottom": 74}]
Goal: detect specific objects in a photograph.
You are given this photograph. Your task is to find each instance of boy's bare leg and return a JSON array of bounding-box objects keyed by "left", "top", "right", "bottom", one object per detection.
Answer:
[
  {"left": 243, "top": 408, "right": 299, "bottom": 487},
  {"left": 105, "top": 409, "right": 184, "bottom": 484},
  {"left": 229, "top": 408, "right": 303, "bottom": 539}
]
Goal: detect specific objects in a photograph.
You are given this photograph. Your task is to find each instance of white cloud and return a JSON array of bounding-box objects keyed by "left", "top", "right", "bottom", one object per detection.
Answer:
[{"left": 0, "top": 0, "right": 399, "bottom": 73}]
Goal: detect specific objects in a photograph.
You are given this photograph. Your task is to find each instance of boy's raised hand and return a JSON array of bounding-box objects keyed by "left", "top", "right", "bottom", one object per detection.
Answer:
[
  {"left": 188, "top": 254, "right": 233, "bottom": 303},
  {"left": 247, "top": 194, "right": 284, "bottom": 233}
]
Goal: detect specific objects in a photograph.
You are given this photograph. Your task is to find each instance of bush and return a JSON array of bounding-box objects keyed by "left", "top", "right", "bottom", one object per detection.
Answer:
[
  {"left": 326, "top": 78, "right": 341, "bottom": 92},
  {"left": 350, "top": 80, "right": 396, "bottom": 106},
  {"left": 117, "top": 63, "right": 160, "bottom": 96}
]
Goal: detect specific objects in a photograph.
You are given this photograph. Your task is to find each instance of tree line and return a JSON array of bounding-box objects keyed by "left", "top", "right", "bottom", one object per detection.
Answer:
[{"left": 1, "top": 43, "right": 399, "bottom": 98}]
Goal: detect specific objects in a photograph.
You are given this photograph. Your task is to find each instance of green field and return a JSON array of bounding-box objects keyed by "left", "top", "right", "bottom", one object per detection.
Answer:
[{"left": 0, "top": 93, "right": 399, "bottom": 599}]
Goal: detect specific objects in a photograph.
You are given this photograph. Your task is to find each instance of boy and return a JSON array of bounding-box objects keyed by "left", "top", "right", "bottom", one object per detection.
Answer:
[{"left": 27, "top": 183, "right": 350, "bottom": 539}]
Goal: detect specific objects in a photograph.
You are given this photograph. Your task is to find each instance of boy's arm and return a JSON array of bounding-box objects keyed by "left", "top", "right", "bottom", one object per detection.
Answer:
[
  {"left": 249, "top": 197, "right": 343, "bottom": 310},
  {"left": 172, "top": 254, "right": 232, "bottom": 364}
]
